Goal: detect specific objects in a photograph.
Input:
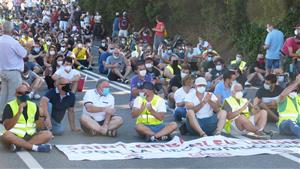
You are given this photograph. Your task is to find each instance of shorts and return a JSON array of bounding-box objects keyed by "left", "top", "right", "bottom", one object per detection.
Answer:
[
  {"left": 80, "top": 115, "right": 115, "bottom": 135},
  {"left": 186, "top": 114, "right": 218, "bottom": 136},
  {"left": 145, "top": 123, "right": 165, "bottom": 133},
  {"left": 107, "top": 70, "right": 125, "bottom": 81},
  {"left": 266, "top": 59, "right": 280, "bottom": 70}
]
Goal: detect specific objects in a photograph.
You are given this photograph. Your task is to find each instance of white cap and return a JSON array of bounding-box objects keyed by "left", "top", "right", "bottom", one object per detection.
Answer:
[{"left": 195, "top": 77, "right": 207, "bottom": 86}]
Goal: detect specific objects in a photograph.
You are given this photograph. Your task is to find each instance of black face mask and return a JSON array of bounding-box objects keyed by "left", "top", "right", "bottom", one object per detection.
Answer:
[
  {"left": 62, "top": 84, "right": 71, "bottom": 92},
  {"left": 17, "top": 94, "right": 30, "bottom": 103},
  {"left": 172, "top": 60, "right": 179, "bottom": 67}
]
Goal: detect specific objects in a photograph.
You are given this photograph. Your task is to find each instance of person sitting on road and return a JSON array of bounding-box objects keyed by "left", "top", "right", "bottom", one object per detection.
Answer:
[
  {"left": 131, "top": 82, "right": 177, "bottom": 142},
  {"left": 230, "top": 53, "right": 247, "bottom": 73},
  {"left": 1, "top": 83, "right": 53, "bottom": 152},
  {"left": 22, "top": 65, "right": 44, "bottom": 100},
  {"left": 277, "top": 74, "right": 300, "bottom": 138},
  {"left": 130, "top": 61, "right": 152, "bottom": 106},
  {"left": 105, "top": 47, "right": 132, "bottom": 84},
  {"left": 222, "top": 83, "right": 270, "bottom": 139},
  {"left": 184, "top": 77, "right": 227, "bottom": 136},
  {"left": 253, "top": 74, "right": 283, "bottom": 122},
  {"left": 245, "top": 54, "right": 266, "bottom": 87},
  {"left": 39, "top": 77, "right": 80, "bottom": 135},
  {"left": 173, "top": 75, "right": 196, "bottom": 122},
  {"left": 52, "top": 57, "right": 81, "bottom": 93},
  {"left": 214, "top": 70, "right": 236, "bottom": 105},
  {"left": 72, "top": 42, "right": 92, "bottom": 70},
  {"left": 80, "top": 79, "right": 123, "bottom": 137}
]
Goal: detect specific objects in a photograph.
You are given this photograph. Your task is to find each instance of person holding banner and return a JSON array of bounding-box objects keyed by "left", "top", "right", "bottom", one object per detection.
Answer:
[
  {"left": 79, "top": 79, "right": 123, "bottom": 137},
  {"left": 185, "top": 77, "right": 227, "bottom": 137},
  {"left": 222, "top": 83, "right": 270, "bottom": 139},
  {"left": 277, "top": 74, "right": 300, "bottom": 138},
  {"left": 131, "top": 81, "right": 177, "bottom": 142}
]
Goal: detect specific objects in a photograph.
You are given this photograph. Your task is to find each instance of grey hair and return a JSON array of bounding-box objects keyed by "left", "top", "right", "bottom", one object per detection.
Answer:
[
  {"left": 231, "top": 82, "right": 242, "bottom": 92},
  {"left": 2, "top": 21, "right": 14, "bottom": 34},
  {"left": 96, "top": 79, "right": 109, "bottom": 88}
]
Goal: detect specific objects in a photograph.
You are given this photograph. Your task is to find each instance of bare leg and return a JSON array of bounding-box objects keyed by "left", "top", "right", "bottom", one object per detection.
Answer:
[
  {"left": 154, "top": 122, "right": 177, "bottom": 138},
  {"left": 112, "top": 68, "right": 124, "bottom": 80},
  {"left": 255, "top": 110, "right": 267, "bottom": 130},
  {"left": 71, "top": 81, "right": 78, "bottom": 93},
  {"left": 28, "top": 130, "right": 53, "bottom": 145},
  {"left": 31, "top": 77, "right": 43, "bottom": 93},
  {"left": 215, "top": 110, "right": 227, "bottom": 133},
  {"left": 80, "top": 114, "right": 107, "bottom": 135},
  {"left": 135, "top": 123, "right": 155, "bottom": 137},
  {"left": 247, "top": 72, "right": 256, "bottom": 83},
  {"left": 123, "top": 66, "right": 132, "bottom": 79},
  {"left": 107, "top": 116, "right": 123, "bottom": 131},
  {"left": 187, "top": 110, "right": 206, "bottom": 136},
  {"left": 2, "top": 131, "right": 33, "bottom": 150},
  {"left": 235, "top": 115, "right": 258, "bottom": 133}
]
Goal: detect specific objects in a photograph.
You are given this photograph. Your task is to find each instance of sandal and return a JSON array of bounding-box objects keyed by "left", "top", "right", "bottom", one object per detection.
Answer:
[{"left": 106, "top": 130, "right": 117, "bottom": 137}]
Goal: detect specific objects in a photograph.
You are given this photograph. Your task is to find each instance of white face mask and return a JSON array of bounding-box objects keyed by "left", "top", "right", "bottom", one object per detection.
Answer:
[
  {"left": 113, "top": 55, "right": 119, "bottom": 59},
  {"left": 101, "top": 43, "right": 106, "bottom": 47},
  {"left": 139, "top": 92, "right": 145, "bottom": 98},
  {"left": 57, "top": 61, "right": 63, "bottom": 66},
  {"left": 145, "top": 63, "right": 153, "bottom": 69},
  {"left": 46, "top": 41, "right": 51, "bottom": 45},
  {"left": 207, "top": 56, "right": 213, "bottom": 62},
  {"left": 65, "top": 65, "right": 72, "bottom": 71},
  {"left": 139, "top": 70, "right": 147, "bottom": 77},
  {"left": 197, "top": 86, "right": 206, "bottom": 94},
  {"left": 289, "top": 92, "right": 297, "bottom": 99},
  {"left": 216, "top": 65, "right": 222, "bottom": 71},
  {"left": 181, "top": 72, "right": 188, "bottom": 79},
  {"left": 235, "top": 91, "right": 243, "bottom": 99},
  {"left": 264, "top": 83, "right": 271, "bottom": 90},
  {"left": 266, "top": 28, "right": 271, "bottom": 33},
  {"left": 277, "top": 75, "right": 284, "bottom": 82},
  {"left": 295, "top": 29, "right": 299, "bottom": 35},
  {"left": 78, "top": 44, "right": 83, "bottom": 48},
  {"left": 49, "top": 51, "right": 55, "bottom": 56},
  {"left": 236, "top": 57, "right": 241, "bottom": 62},
  {"left": 23, "top": 74, "right": 29, "bottom": 78}
]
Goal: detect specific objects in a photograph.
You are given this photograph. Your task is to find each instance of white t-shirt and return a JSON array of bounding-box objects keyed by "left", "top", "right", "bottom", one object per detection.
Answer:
[
  {"left": 185, "top": 92, "right": 218, "bottom": 119},
  {"left": 133, "top": 95, "right": 166, "bottom": 113},
  {"left": 83, "top": 89, "right": 115, "bottom": 122},
  {"left": 174, "top": 87, "right": 196, "bottom": 107},
  {"left": 54, "top": 67, "right": 80, "bottom": 80}
]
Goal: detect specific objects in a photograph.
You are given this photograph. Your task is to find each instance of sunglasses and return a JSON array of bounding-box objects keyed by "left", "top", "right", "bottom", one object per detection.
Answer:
[{"left": 17, "top": 91, "right": 30, "bottom": 95}]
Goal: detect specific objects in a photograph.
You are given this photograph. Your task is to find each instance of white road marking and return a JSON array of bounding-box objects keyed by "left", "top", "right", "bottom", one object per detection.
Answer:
[
  {"left": 80, "top": 71, "right": 130, "bottom": 94},
  {"left": 81, "top": 70, "right": 131, "bottom": 90},
  {"left": 17, "top": 151, "right": 43, "bottom": 169}
]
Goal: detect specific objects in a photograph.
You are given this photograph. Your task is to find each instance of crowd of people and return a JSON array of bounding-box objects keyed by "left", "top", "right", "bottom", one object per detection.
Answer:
[{"left": 0, "top": 0, "right": 300, "bottom": 154}]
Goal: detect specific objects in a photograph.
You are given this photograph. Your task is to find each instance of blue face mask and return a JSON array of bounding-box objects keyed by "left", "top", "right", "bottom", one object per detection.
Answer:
[{"left": 102, "top": 88, "right": 110, "bottom": 96}]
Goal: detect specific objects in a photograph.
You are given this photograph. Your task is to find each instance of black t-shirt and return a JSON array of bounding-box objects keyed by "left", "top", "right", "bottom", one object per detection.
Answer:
[
  {"left": 169, "top": 75, "right": 182, "bottom": 92},
  {"left": 255, "top": 85, "right": 283, "bottom": 99},
  {"left": 250, "top": 61, "right": 265, "bottom": 73},
  {"left": 45, "top": 88, "right": 75, "bottom": 123},
  {"left": 2, "top": 103, "right": 39, "bottom": 122},
  {"left": 147, "top": 68, "right": 161, "bottom": 79}
]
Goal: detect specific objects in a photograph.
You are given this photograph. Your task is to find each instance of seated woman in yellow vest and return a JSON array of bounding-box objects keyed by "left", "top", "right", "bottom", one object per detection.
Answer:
[
  {"left": 72, "top": 42, "right": 92, "bottom": 70},
  {"left": 222, "top": 83, "right": 270, "bottom": 138},
  {"left": 1, "top": 83, "right": 53, "bottom": 152},
  {"left": 131, "top": 82, "right": 177, "bottom": 142},
  {"left": 230, "top": 54, "right": 247, "bottom": 72},
  {"left": 277, "top": 74, "right": 300, "bottom": 138}
]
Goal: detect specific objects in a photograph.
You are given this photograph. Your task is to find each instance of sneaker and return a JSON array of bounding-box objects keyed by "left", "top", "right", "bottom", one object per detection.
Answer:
[
  {"left": 179, "top": 123, "right": 188, "bottom": 135},
  {"left": 9, "top": 144, "right": 21, "bottom": 152},
  {"left": 145, "top": 135, "right": 157, "bottom": 142},
  {"left": 87, "top": 66, "right": 93, "bottom": 71},
  {"left": 245, "top": 81, "right": 252, "bottom": 87},
  {"left": 160, "top": 135, "right": 173, "bottom": 141},
  {"left": 33, "top": 93, "right": 41, "bottom": 100},
  {"left": 28, "top": 92, "right": 34, "bottom": 99},
  {"left": 123, "top": 79, "right": 129, "bottom": 84},
  {"left": 117, "top": 78, "right": 123, "bottom": 83},
  {"left": 37, "top": 144, "right": 52, "bottom": 152}
]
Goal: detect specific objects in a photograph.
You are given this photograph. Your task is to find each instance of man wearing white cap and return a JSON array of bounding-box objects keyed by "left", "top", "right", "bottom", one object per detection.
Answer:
[{"left": 185, "top": 77, "right": 226, "bottom": 137}]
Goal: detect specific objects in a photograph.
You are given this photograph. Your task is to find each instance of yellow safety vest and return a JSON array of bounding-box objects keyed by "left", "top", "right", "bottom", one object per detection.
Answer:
[
  {"left": 223, "top": 96, "right": 250, "bottom": 134},
  {"left": 7, "top": 99, "right": 37, "bottom": 138},
  {"left": 277, "top": 95, "right": 300, "bottom": 126},
  {"left": 136, "top": 95, "right": 164, "bottom": 125},
  {"left": 165, "top": 65, "right": 181, "bottom": 81},
  {"left": 43, "top": 43, "right": 49, "bottom": 53},
  {"left": 231, "top": 60, "right": 247, "bottom": 72}
]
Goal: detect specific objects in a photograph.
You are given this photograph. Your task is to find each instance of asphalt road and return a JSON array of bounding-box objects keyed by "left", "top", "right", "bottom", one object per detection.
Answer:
[{"left": 0, "top": 43, "right": 299, "bottom": 169}]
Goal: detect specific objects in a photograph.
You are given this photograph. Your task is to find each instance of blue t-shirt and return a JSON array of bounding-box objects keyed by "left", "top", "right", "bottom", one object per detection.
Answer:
[
  {"left": 98, "top": 51, "right": 110, "bottom": 74},
  {"left": 130, "top": 74, "right": 152, "bottom": 101},
  {"left": 213, "top": 81, "right": 231, "bottom": 104},
  {"left": 264, "top": 29, "right": 284, "bottom": 60},
  {"left": 45, "top": 88, "right": 75, "bottom": 123},
  {"left": 113, "top": 17, "right": 119, "bottom": 31}
]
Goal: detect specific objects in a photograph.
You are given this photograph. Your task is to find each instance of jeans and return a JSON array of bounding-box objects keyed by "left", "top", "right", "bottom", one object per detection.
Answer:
[
  {"left": 0, "top": 70, "right": 22, "bottom": 117},
  {"left": 153, "top": 35, "right": 164, "bottom": 51},
  {"left": 266, "top": 59, "right": 280, "bottom": 70},
  {"left": 173, "top": 107, "right": 187, "bottom": 121},
  {"left": 48, "top": 103, "right": 66, "bottom": 135},
  {"left": 279, "top": 120, "right": 300, "bottom": 138}
]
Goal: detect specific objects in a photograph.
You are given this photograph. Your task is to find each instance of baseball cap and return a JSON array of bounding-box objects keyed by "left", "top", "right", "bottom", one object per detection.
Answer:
[
  {"left": 195, "top": 77, "right": 207, "bottom": 86},
  {"left": 143, "top": 82, "right": 154, "bottom": 90}
]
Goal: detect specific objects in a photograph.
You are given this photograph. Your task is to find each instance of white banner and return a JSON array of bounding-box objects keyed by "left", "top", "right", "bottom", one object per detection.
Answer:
[{"left": 56, "top": 136, "right": 300, "bottom": 161}]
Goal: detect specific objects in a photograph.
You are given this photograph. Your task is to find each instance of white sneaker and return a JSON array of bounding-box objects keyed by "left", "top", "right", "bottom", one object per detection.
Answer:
[
  {"left": 33, "top": 93, "right": 41, "bottom": 100},
  {"left": 28, "top": 92, "right": 34, "bottom": 99}
]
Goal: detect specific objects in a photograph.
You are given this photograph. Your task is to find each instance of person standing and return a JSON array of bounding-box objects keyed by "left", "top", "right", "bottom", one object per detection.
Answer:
[
  {"left": 152, "top": 15, "right": 165, "bottom": 53},
  {"left": 264, "top": 23, "right": 284, "bottom": 75},
  {"left": 0, "top": 21, "right": 27, "bottom": 121}
]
